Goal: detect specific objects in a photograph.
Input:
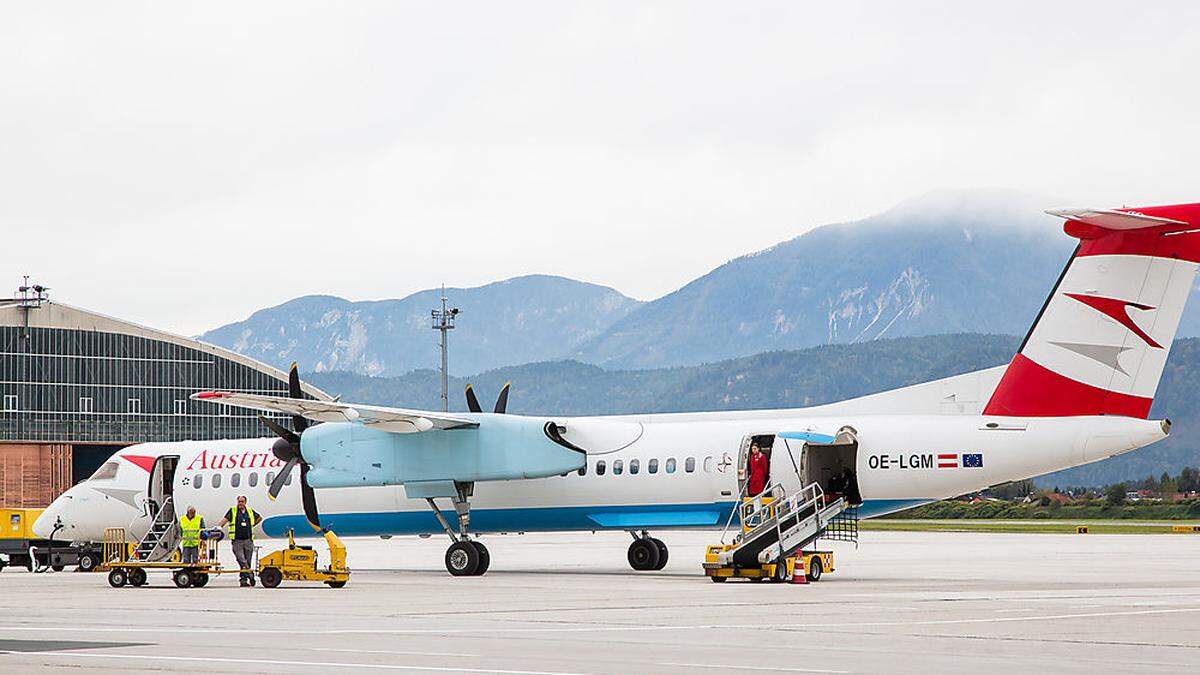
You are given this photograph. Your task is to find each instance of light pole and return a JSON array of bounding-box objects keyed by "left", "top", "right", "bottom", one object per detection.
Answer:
[{"left": 431, "top": 286, "right": 459, "bottom": 412}]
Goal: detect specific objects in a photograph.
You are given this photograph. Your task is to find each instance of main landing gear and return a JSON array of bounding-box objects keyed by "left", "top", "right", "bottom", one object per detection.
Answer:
[
  {"left": 426, "top": 481, "right": 491, "bottom": 577},
  {"left": 627, "top": 531, "right": 668, "bottom": 571}
]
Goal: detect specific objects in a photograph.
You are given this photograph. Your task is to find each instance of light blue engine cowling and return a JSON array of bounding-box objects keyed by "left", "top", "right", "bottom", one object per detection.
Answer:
[{"left": 299, "top": 414, "right": 585, "bottom": 488}]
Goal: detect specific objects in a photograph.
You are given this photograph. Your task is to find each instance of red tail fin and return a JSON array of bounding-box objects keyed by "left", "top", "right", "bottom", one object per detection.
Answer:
[{"left": 983, "top": 203, "right": 1200, "bottom": 418}]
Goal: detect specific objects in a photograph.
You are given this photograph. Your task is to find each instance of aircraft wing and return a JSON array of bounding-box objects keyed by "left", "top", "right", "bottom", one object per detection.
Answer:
[{"left": 190, "top": 391, "right": 478, "bottom": 433}]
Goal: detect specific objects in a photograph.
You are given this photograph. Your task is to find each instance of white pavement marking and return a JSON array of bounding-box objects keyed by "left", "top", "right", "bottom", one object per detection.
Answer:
[
  {"left": 0, "top": 651, "right": 589, "bottom": 675},
  {"left": 664, "top": 663, "right": 846, "bottom": 674},
  {"left": 4, "top": 606, "right": 1199, "bottom": 637}
]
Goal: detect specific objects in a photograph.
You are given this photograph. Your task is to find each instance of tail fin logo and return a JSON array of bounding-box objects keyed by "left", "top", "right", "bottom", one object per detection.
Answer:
[{"left": 1064, "top": 293, "right": 1162, "bottom": 349}]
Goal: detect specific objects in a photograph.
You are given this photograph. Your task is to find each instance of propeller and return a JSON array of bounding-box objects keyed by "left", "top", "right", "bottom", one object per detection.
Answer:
[
  {"left": 261, "top": 363, "right": 321, "bottom": 531},
  {"left": 464, "top": 381, "right": 511, "bottom": 414}
]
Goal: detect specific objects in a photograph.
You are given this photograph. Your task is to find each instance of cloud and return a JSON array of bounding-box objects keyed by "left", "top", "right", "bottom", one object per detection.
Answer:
[{"left": 2, "top": 1, "right": 1198, "bottom": 335}]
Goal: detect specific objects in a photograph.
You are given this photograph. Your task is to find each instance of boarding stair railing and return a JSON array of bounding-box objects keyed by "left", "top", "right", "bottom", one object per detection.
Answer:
[
  {"left": 132, "top": 495, "right": 179, "bottom": 562},
  {"left": 715, "top": 481, "right": 850, "bottom": 568}
]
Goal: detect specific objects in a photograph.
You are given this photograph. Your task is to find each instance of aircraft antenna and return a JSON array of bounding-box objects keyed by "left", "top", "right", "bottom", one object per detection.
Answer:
[{"left": 431, "top": 284, "right": 459, "bottom": 412}]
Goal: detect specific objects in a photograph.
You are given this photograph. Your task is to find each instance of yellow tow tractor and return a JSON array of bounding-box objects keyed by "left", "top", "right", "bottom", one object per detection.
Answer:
[{"left": 257, "top": 528, "right": 350, "bottom": 588}]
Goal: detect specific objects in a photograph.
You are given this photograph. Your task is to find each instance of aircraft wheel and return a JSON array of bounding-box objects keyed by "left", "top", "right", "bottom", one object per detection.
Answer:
[
  {"left": 471, "top": 541, "right": 490, "bottom": 576},
  {"left": 0, "top": 559, "right": 6, "bottom": 572},
  {"left": 260, "top": 566, "right": 283, "bottom": 588},
  {"left": 326, "top": 580, "right": 348, "bottom": 588},
  {"left": 172, "top": 570, "right": 193, "bottom": 588},
  {"left": 627, "top": 538, "right": 660, "bottom": 571},
  {"left": 128, "top": 568, "right": 148, "bottom": 587},
  {"left": 445, "top": 541, "right": 480, "bottom": 577},
  {"left": 651, "top": 538, "right": 668, "bottom": 570},
  {"left": 710, "top": 575, "right": 727, "bottom": 583},
  {"left": 807, "top": 558, "right": 822, "bottom": 582},
  {"left": 51, "top": 564, "right": 65, "bottom": 572},
  {"left": 107, "top": 568, "right": 127, "bottom": 588},
  {"left": 192, "top": 573, "right": 210, "bottom": 588},
  {"left": 78, "top": 551, "right": 100, "bottom": 572}
]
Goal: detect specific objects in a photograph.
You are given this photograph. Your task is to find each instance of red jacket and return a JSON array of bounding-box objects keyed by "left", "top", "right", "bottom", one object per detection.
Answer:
[{"left": 747, "top": 452, "right": 769, "bottom": 496}]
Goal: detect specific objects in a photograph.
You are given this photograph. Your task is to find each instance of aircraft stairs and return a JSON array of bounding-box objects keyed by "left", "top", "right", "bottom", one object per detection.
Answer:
[
  {"left": 133, "top": 496, "right": 181, "bottom": 562},
  {"left": 714, "top": 482, "right": 857, "bottom": 570}
]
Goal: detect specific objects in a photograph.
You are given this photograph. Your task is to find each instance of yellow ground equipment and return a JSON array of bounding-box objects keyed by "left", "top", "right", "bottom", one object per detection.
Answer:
[
  {"left": 704, "top": 545, "right": 834, "bottom": 583},
  {"left": 100, "top": 527, "right": 226, "bottom": 588},
  {"left": 257, "top": 529, "right": 350, "bottom": 588}
]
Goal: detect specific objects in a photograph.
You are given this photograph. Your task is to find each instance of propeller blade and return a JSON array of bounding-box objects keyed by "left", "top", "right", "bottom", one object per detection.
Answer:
[
  {"left": 465, "top": 384, "right": 482, "bottom": 413},
  {"left": 287, "top": 362, "right": 308, "bottom": 433},
  {"left": 267, "top": 456, "right": 299, "bottom": 501},
  {"left": 259, "top": 415, "right": 299, "bottom": 446},
  {"left": 494, "top": 381, "right": 511, "bottom": 414},
  {"left": 299, "top": 462, "right": 322, "bottom": 532}
]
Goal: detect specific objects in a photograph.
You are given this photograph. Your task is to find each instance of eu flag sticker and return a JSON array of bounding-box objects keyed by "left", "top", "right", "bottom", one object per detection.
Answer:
[{"left": 962, "top": 453, "right": 983, "bottom": 468}]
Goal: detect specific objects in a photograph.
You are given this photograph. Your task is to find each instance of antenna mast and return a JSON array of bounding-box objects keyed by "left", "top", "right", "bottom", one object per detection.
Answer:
[{"left": 430, "top": 285, "right": 459, "bottom": 412}]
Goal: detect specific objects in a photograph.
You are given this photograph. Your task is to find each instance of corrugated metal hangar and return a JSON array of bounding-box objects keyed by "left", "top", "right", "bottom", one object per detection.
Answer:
[{"left": 0, "top": 285, "right": 328, "bottom": 507}]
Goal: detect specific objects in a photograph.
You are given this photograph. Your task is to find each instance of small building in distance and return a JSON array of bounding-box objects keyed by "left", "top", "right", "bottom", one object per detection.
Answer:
[{"left": 0, "top": 282, "right": 329, "bottom": 507}]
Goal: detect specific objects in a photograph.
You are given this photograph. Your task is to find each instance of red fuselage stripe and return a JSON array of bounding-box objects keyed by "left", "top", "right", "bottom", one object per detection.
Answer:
[{"left": 983, "top": 353, "right": 1152, "bottom": 418}]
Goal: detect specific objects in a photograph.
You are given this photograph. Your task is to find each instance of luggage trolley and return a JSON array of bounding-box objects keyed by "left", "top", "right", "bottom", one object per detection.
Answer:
[{"left": 100, "top": 527, "right": 230, "bottom": 588}]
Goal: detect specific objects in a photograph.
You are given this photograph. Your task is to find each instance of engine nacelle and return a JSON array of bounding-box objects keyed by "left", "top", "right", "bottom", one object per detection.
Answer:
[{"left": 300, "top": 414, "right": 585, "bottom": 489}]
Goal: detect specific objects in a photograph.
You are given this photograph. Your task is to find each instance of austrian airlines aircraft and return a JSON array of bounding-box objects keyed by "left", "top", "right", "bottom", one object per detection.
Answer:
[{"left": 35, "top": 203, "right": 1200, "bottom": 576}]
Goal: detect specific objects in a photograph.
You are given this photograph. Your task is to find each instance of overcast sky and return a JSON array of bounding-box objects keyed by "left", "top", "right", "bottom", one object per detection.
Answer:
[{"left": 3, "top": 2, "right": 1199, "bottom": 336}]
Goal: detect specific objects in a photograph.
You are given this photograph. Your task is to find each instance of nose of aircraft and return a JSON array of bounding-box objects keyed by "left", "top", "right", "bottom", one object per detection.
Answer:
[{"left": 32, "top": 501, "right": 63, "bottom": 539}]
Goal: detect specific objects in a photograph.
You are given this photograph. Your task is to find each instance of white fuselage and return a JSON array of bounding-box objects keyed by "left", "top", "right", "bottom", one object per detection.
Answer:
[{"left": 36, "top": 407, "right": 1166, "bottom": 543}]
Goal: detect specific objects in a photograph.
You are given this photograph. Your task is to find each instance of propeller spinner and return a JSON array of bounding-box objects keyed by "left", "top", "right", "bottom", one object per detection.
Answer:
[{"left": 259, "top": 363, "right": 322, "bottom": 532}]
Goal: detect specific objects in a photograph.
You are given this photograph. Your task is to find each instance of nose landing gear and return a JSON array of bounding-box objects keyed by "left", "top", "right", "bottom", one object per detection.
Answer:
[{"left": 627, "top": 531, "right": 668, "bottom": 571}]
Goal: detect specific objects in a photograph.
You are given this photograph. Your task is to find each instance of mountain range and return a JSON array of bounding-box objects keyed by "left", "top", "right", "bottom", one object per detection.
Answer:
[
  {"left": 302, "top": 333, "right": 1200, "bottom": 488},
  {"left": 200, "top": 189, "right": 1200, "bottom": 376}
]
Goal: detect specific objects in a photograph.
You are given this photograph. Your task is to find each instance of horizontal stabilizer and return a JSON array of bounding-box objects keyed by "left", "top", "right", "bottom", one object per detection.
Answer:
[{"left": 1046, "top": 207, "right": 1190, "bottom": 233}]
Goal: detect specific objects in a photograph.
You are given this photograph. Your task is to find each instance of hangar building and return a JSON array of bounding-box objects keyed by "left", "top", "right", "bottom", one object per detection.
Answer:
[{"left": 0, "top": 284, "right": 328, "bottom": 507}]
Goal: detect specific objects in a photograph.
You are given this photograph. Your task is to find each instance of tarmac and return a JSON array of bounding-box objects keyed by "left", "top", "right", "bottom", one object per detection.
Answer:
[{"left": 2, "top": 530, "right": 1198, "bottom": 674}]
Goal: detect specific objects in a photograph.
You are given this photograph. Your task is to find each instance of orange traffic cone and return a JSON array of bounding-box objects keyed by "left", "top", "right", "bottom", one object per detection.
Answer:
[{"left": 790, "top": 559, "right": 808, "bottom": 585}]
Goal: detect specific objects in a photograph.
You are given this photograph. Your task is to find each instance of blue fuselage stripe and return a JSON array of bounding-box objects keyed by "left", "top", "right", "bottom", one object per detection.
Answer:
[{"left": 261, "top": 499, "right": 931, "bottom": 538}]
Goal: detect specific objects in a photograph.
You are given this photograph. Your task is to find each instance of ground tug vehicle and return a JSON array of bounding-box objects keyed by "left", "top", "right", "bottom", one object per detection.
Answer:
[{"left": 257, "top": 528, "right": 350, "bottom": 588}]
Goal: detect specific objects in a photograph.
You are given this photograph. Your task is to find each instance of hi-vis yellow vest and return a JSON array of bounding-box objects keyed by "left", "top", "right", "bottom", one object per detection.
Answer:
[
  {"left": 178, "top": 514, "right": 203, "bottom": 547},
  {"left": 226, "top": 506, "right": 260, "bottom": 540}
]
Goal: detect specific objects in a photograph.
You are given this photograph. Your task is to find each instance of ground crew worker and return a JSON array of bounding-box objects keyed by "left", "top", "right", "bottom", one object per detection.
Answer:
[
  {"left": 217, "top": 495, "right": 261, "bottom": 587},
  {"left": 178, "top": 506, "right": 204, "bottom": 564}
]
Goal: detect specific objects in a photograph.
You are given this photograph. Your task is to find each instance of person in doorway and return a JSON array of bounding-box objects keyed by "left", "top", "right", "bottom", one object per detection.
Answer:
[
  {"left": 747, "top": 444, "right": 769, "bottom": 497},
  {"left": 178, "top": 505, "right": 204, "bottom": 565},
  {"left": 217, "top": 495, "right": 261, "bottom": 587}
]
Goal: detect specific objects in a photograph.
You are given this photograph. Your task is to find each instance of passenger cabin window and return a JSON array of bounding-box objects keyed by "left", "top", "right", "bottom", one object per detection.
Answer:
[
  {"left": 249, "top": 472, "right": 258, "bottom": 487},
  {"left": 649, "top": 458, "right": 659, "bottom": 474},
  {"left": 613, "top": 460, "right": 624, "bottom": 475},
  {"left": 284, "top": 472, "right": 293, "bottom": 485},
  {"left": 89, "top": 461, "right": 119, "bottom": 481},
  {"left": 685, "top": 457, "right": 696, "bottom": 473},
  {"left": 577, "top": 464, "right": 587, "bottom": 477},
  {"left": 266, "top": 471, "right": 276, "bottom": 486},
  {"left": 704, "top": 457, "right": 714, "bottom": 473},
  {"left": 212, "top": 473, "right": 222, "bottom": 488},
  {"left": 194, "top": 474, "right": 203, "bottom": 489},
  {"left": 666, "top": 458, "right": 676, "bottom": 473},
  {"left": 595, "top": 461, "right": 606, "bottom": 476},
  {"left": 629, "top": 459, "right": 640, "bottom": 475},
  {"left": 231, "top": 473, "right": 241, "bottom": 488}
]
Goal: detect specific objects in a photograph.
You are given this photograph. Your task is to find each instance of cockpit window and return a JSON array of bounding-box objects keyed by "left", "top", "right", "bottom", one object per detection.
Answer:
[{"left": 89, "top": 461, "right": 119, "bottom": 481}]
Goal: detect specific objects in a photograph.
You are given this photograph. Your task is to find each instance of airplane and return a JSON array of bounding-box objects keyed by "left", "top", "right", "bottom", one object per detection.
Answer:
[{"left": 34, "top": 201, "right": 1200, "bottom": 576}]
